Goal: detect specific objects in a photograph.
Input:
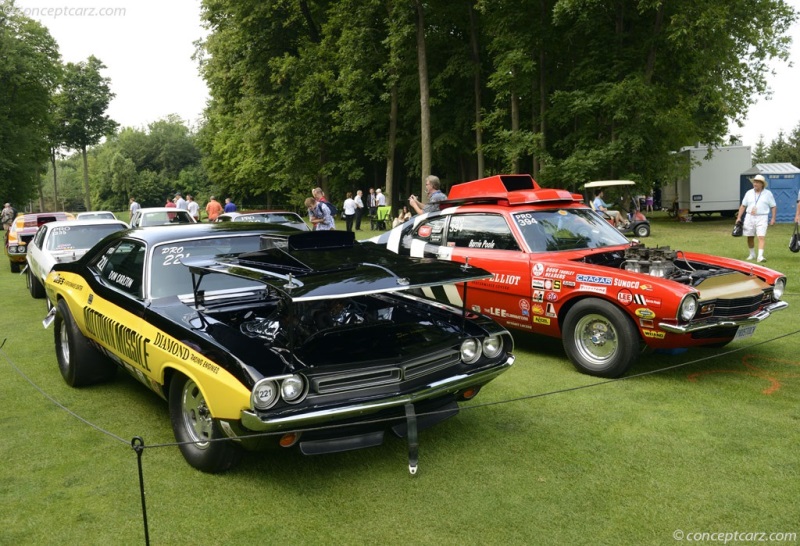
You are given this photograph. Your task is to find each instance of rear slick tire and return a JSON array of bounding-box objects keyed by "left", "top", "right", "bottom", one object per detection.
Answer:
[{"left": 54, "top": 299, "right": 116, "bottom": 387}]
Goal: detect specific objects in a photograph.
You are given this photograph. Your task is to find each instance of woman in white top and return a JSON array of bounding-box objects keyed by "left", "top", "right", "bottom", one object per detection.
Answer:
[
  {"left": 736, "top": 174, "right": 777, "bottom": 263},
  {"left": 343, "top": 192, "right": 357, "bottom": 232}
]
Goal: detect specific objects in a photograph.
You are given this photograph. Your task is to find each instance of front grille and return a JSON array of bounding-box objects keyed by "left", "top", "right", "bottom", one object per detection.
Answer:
[
  {"left": 21, "top": 234, "right": 34, "bottom": 245},
  {"left": 708, "top": 292, "right": 770, "bottom": 318},
  {"left": 311, "top": 349, "right": 461, "bottom": 395}
]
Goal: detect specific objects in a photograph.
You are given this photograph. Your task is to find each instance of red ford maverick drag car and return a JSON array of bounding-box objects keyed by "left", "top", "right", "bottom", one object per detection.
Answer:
[{"left": 369, "top": 174, "right": 788, "bottom": 378}]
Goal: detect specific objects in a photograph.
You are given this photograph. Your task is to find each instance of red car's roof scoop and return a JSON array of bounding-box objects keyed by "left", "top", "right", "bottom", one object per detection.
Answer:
[{"left": 446, "top": 174, "right": 583, "bottom": 206}]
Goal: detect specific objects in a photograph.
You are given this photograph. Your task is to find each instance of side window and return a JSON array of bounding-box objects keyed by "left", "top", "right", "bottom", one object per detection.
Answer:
[
  {"left": 446, "top": 214, "right": 520, "bottom": 251},
  {"left": 412, "top": 217, "right": 448, "bottom": 245},
  {"left": 90, "top": 241, "right": 146, "bottom": 299},
  {"left": 33, "top": 225, "right": 48, "bottom": 248}
]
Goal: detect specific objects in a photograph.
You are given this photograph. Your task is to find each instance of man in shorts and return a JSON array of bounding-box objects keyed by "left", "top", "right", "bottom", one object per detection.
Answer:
[{"left": 736, "top": 174, "right": 777, "bottom": 262}]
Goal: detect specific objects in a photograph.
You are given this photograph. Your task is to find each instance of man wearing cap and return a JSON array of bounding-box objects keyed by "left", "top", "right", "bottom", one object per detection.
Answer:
[
  {"left": 174, "top": 193, "right": 187, "bottom": 210},
  {"left": 736, "top": 174, "right": 777, "bottom": 262}
]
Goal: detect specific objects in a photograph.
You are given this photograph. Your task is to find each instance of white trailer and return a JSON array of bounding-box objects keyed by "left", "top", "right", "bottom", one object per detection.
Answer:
[{"left": 663, "top": 144, "right": 751, "bottom": 217}]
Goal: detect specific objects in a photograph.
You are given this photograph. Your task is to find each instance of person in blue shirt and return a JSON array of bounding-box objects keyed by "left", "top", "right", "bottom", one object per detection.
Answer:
[
  {"left": 592, "top": 189, "right": 627, "bottom": 228},
  {"left": 224, "top": 198, "right": 237, "bottom": 213}
]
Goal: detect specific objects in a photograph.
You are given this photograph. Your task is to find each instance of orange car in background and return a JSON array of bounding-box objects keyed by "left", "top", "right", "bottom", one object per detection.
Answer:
[{"left": 5, "top": 212, "right": 73, "bottom": 273}]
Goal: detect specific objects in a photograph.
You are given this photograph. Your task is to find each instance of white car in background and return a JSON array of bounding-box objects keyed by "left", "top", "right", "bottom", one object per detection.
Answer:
[
  {"left": 25, "top": 219, "right": 129, "bottom": 299},
  {"left": 76, "top": 211, "right": 118, "bottom": 221},
  {"left": 129, "top": 207, "right": 196, "bottom": 228}
]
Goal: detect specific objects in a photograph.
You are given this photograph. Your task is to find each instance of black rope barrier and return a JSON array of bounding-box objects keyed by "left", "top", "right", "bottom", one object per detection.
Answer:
[{"left": 2, "top": 325, "right": 800, "bottom": 544}]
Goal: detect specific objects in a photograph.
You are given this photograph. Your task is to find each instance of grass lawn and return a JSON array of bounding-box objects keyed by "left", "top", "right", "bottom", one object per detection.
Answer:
[{"left": 1, "top": 212, "right": 799, "bottom": 545}]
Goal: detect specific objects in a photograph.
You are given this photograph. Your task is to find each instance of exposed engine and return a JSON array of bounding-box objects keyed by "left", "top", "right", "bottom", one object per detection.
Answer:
[{"left": 583, "top": 245, "right": 737, "bottom": 287}]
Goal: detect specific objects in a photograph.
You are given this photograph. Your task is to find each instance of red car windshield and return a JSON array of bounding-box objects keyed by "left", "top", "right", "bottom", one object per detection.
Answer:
[{"left": 512, "top": 209, "right": 628, "bottom": 252}]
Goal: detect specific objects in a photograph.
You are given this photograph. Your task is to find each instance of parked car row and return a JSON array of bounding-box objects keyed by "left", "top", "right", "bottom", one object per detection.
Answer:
[{"left": 4, "top": 175, "right": 790, "bottom": 473}]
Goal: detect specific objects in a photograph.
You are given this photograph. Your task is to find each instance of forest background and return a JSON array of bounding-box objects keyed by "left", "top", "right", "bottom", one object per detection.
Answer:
[{"left": 3, "top": 0, "right": 800, "bottom": 214}]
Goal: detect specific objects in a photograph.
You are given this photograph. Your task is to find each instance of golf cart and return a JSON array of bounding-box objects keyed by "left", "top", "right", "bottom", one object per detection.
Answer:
[{"left": 583, "top": 180, "right": 651, "bottom": 237}]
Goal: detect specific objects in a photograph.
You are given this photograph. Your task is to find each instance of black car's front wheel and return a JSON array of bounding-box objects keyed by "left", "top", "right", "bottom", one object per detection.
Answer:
[
  {"left": 54, "top": 299, "right": 116, "bottom": 387},
  {"left": 562, "top": 299, "right": 640, "bottom": 378},
  {"left": 169, "top": 373, "right": 242, "bottom": 473}
]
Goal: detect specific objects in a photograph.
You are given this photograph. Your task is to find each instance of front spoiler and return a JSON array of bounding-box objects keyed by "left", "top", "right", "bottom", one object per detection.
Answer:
[
  {"left": 658, "top": 301, "right": 788, "bottom": 334},
  {"left": 239, "top": 355, "right": 514, "bottom": 433}
]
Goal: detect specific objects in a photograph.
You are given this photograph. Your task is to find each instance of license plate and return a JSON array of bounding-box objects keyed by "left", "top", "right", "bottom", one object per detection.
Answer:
[{"left": 734, "top": 325, "right": 757, "bottom": 340}]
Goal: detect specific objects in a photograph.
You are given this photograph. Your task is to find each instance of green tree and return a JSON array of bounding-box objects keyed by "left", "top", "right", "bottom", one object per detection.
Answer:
[
  {"left": 56, "top": 55, "right": 118, "bottom": 210},
  {"left": 0, "top": 5, "right": 61, "bottom": 206}
]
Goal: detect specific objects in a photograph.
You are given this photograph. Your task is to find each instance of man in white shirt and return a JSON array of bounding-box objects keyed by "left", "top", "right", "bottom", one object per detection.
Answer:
[
  {"left": 376, "top": 188, "right": 386, "bottom": 206},
  {"left": 736, "top": 174, "right": 777, "bottom": 262},
  {"left": 354, "top": 190, "right": 364, "bottom": 230},
  {"left": 186, "top": 195, "right": 200, "bottom": 221},
  {"left": 174, "top": 193, "right": 187, "bottom": 210}
]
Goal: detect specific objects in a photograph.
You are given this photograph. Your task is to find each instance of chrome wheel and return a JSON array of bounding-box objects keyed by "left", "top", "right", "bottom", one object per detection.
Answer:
[
  {"left": 563, "top": 299, "right": 640, "bottom": 378},
  {"left": 180, "top": 378, "right": 213, "bottom": 449},
  {"left": 572, "top": 313, "right": 618, "bottom": 367}
]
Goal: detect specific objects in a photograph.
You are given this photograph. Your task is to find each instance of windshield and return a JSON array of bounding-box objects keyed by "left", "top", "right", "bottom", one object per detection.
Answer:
[
  {"left": 46, "top": 224, "right": 126, "bottom": 251},
  {"left": 150, "top": 235, "right": 264, "bottom": 298},
  {"left": 513, "top": 209, "right": 629, "bottom": 251}
]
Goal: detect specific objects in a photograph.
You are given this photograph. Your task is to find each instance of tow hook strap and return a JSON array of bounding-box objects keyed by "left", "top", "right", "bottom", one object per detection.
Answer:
[{"left": 404, "top": 403, "right": 419, "bottom": 475}]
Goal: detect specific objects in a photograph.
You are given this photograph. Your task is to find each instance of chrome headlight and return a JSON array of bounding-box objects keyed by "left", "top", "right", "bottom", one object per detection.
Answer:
[
  {"left": 251, "top": 378, "right": 279, "bottom": 410},
  {"left": 280, "top": 375, "right": 307, "bottom": 404},
  {"left": 679, "top": 294, "right": 698, "bottom": 321},
  {"left": 460, "top": 338, "right": 481, "bottom": 364},
  {"left": 482, "top": 335, "right": 503, "bottom": 359},
  {"left": 773, "top": 278, "right": 786, "bottom": 300}
]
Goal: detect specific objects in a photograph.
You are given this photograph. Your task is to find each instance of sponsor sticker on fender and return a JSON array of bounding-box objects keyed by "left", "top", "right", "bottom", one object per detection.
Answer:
[
  {"left": 418, "top": 225, "right": 432, "bottom": 238},
  {"left": 519, "top": 299, "right": 530, "bottom": 316},
  {"left": 633, "top": 294, "right": 662, "bottom": 307},
  {"left": 576, "top": 274, "right": 612, "bottom": 285},
  {"left": 533, "top": 316, "right": 551, "bottom": 325},
  {"left": 546, "top": 292, "right": 558, "bottom": 302},
  {"left": 617, "top": 289, "right": 633, "bottom": 305},
  {"left": 532, "top": 304, "right": 545, "bottom": 315},
  {"left": 578, "top": 285, "right": 607, "bottom": 295},
  {"left": 642, "top": 329, "right": 666, "bottom": 339},
  {"left": 532, "top": 263, "right": 544, "bottom": 277},
  {"left": 533, "top": 290, "right": 544, "bottom": 302},
  {"left": 635, "top": 308, "right": 656, "bottom": 319}
]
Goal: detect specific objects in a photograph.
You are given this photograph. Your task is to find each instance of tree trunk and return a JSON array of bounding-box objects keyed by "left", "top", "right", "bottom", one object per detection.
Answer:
[
  {"left": 511, "top": 76, "right": 520, "bottom": 174},
  {"left": 50, "top": 148, "right": 59, "bottom": 210},
  {"left": 385, "top": 83, "right": 398, "bottom": 208},
  {"left": 81, "top": 145, "right": 92, "bottom": 211},
  {"left": 416, "top": 0, "right": 432, "bottom": 198},
  {"left": 468, "top": 2, "right": 484, "bottom": 179}
]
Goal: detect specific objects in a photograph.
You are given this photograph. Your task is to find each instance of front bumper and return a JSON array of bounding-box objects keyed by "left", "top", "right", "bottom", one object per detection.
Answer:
[
  {"left": 658, "top": 301, "right": 788, "bottom": 334},
  {"left": 239, "top": 355, "right": 514, "bottom": 433}
]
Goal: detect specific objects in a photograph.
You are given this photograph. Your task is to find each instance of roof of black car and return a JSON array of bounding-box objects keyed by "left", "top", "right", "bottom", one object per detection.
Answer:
[{"left": 112, "top": 222, "right": 304, "bottom": 245}]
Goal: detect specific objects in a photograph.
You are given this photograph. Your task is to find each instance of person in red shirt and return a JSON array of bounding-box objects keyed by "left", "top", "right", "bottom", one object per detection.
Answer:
[{"left": 205, "top": 196, "right": 223, "bottom": 222}]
